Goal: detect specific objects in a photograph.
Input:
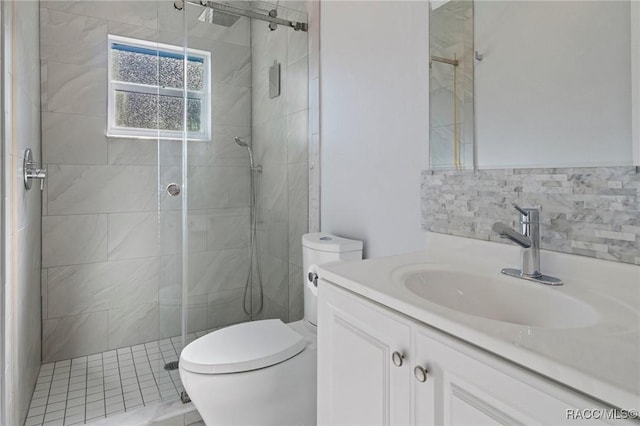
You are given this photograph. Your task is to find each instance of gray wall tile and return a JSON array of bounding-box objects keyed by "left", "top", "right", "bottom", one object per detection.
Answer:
[
  {"left": 159, "top": 210, "right": 207, "bottom": 255},
  {"left": 211, "top": 41, "right": 251, "bottom": 87},
  {"left": 260, "top": 254, "right": 289, "bottom": 309},
  {"left": 43, "top": 1, "right": 159, "bottom": 30},
  {"left": 254, "top": 117, "right": 287, "bottom": 165},
  {"left": 288, "top": 164, "right": 308, "bottom": 267},
  {"left": 207, "top": 288, "right": 249, "bottom": 329},
  {"left": 206, "top": 209, "right": 250, "bottom": 250},
  {"left": 186, "top": 166, "right": 250, "bottom": 210},
  {"left": 288, "top": 264, "right": 304, "bottom": 322},
  {"left": 258, "top": 165, "right": 289, "bottom": 262},
  {"left": 212, "top": 84, "right": 252, "bottom": 127},
  {"left": 187, "top": 249, "right": 248, "bottom": 296},
  {"left": 40, "top": 8, "right": 107, "bottom": 67},
  {"left": 286, "top": 57, "right": 308, "bottom": 115},
  {"left": 47, "top": 258, "right": 159, "bottom": 318},
  {"left": 47, "top": 165, "right": 157, "bottom": 215},
  {"left": 308, "top": 133, "right": 320, "bottom": 233},
  {"left": 108, "top": 212, "right": 159, "bottom": 260},
  {"left": 42, "top": 215, "right": 107, "bottom": 267},
  {"left": 43, "top": 312, "right": 108, "bottom": 363},
  {"left": 287, "top": 110, "right": 308, "bottom": 165},
  {"left": 6, "top": 3, "right": 42, "bottom": 422},
  {"left": 421, "top": 167, "right": 640, "bottom": 265},
  {"left": 107, "top": 138, "right": 158, "bottom": 166},
  {"left": 42, "top": 112, "right": 107, "bottom": 165},
  {"left": 108, "top": 303, "right": 159, "bottom": 349},
  {"left": 45, "top": 61, "right": 106, "bottom": 115}
]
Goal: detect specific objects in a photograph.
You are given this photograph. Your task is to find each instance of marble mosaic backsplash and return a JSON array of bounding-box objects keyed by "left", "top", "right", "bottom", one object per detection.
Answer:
[{"left": 421, "top": 167, "right": 640, "bottom": 265}]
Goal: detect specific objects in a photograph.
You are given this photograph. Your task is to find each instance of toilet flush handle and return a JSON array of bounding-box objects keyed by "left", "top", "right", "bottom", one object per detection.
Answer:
[{"left": 307, "top": 272, "right": 318, "bottom": 287}]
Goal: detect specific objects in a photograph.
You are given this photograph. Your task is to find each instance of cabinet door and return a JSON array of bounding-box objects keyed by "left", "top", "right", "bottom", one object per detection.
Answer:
[
  {"left": 318, "top": 281, "right": 412, "bottom": 426},
  {"left": 413, "top": 326, "right": 627, "bottom": 426}
]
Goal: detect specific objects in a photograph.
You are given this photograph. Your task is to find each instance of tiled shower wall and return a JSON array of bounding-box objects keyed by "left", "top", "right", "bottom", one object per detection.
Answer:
[
  {"left": 250, "top": 1, "right": 310, "bottom": 323},
  {"left": 40, "top": 0, "right": 253, "bottom": 362},
  {"left": 2, "top": 1, "right": 42, "bottom": 423},
  {"left": 421, "top": 167, "right": 640, "bottom": 265},
  {"left": 308, "top": 0, "right": 320, "bottom": 234}
]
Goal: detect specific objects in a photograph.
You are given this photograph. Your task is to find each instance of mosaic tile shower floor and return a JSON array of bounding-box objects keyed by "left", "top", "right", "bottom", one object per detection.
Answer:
[{"left": 25, "top": 331, "right": 207, "bottom": 426}]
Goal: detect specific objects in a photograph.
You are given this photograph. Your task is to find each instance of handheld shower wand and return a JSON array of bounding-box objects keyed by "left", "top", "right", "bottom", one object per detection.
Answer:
[
  {"left": 234, "top": 137, "right": 263, "bottom": 319},
  {"left": 235, "top": 137, "right": 258, "bottom": 171}
]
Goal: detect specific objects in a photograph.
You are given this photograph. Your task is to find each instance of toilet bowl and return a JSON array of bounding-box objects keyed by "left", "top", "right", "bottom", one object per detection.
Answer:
[{"left": 179, "top": 233, "right": 363, "bottom": 426}]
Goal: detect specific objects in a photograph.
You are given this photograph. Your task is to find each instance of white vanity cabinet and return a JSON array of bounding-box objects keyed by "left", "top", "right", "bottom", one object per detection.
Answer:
[
  {"left": 318, "top": 280, "right": 630, "bottom": 426},
  {"left": 317, "top": 278, "right": 413, "bottom": 425}
]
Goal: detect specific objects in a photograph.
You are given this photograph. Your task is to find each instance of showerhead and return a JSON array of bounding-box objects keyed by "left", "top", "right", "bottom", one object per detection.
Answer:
[
  {"left": 234, "top": 137, "right": 259, "bottom": 171},
  {"left": 234, "top": 136, "right": 248, "bottom": 148},
  {"left": 198, "top": 7, "right": 241, "bottom": 28}
]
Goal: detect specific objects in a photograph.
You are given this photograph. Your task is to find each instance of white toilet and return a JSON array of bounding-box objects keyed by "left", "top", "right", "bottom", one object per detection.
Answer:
[{"left": 179, "top": 233, "right": 363, "bottom": 426}]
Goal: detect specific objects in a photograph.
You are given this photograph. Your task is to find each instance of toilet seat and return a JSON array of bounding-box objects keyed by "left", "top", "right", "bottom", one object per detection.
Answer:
[{"left": 180, "top": 319, "right": 306, "bottom": 375}]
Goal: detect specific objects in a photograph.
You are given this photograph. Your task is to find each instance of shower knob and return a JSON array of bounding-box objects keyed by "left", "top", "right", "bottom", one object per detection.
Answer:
[{"left": 166, "top": 183, "right": 181, "bottom": 197}]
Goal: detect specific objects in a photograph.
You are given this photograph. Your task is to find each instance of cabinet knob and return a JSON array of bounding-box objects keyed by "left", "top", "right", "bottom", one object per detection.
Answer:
[
  {"left": 414, "top": 365, "right": 428, "bottom": 382},
  {"left": 391, "top": 351, "right": 404, "bottom": 367}
]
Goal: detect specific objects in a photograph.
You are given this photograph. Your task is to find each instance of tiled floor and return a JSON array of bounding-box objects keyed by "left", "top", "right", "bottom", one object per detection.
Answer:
[{"left": 25, "top": 332, "right": 207, "bottom": 426}]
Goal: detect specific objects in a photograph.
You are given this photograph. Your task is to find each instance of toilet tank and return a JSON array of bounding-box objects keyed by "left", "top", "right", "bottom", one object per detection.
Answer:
[{"left": 302, "top": 233, "right": 363, "bottom": 325}]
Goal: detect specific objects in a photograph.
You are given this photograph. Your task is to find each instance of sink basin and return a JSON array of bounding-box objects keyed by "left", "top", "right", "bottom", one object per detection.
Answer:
[{"left": 396, "top": 265, "right": 599, "bottom": 328}]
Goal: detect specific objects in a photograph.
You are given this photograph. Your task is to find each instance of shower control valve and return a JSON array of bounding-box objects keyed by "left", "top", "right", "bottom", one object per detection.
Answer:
[{"left": 23, "top": 148, "right": 46, "bottom": 191}]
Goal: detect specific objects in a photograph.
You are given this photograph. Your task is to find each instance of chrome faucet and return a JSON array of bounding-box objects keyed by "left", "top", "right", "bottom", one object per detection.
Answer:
[{"left": 492, "top": 204, "right": 563, "bottom": 286}]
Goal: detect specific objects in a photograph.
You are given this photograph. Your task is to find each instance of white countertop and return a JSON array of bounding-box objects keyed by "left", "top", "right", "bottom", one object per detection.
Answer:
[{"left": 317, "top": 232, "right": 640, "bottom": 410}]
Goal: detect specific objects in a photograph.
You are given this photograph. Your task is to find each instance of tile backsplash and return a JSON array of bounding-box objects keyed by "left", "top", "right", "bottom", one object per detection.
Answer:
[{"left": 421, "top": 167, "right": 640, "bottom": 265}]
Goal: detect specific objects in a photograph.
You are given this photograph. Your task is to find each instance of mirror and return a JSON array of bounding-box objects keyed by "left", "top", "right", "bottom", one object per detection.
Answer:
[
  {"left": 429, "top": 0, "right": 639, "bottom": 170},
  {"left": 429, "top": 0, "right": 474, "bottom": 170}
]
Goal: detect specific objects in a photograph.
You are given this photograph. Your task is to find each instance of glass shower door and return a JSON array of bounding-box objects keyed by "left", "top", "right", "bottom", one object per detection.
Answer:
[
  {"left": 155, "top": 2, "right": 310, "bottom": 402},
  {"left": 176, "top": 0, "right": 254, "bottom": 344}
]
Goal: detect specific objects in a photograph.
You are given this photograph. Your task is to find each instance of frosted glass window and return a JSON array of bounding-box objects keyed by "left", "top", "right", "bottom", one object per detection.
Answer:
[
  {"left": 115, "top": 91, "right": 202, "bottom": 132},
  {"left": 107, "top": 35, "right": 210, "bottom": 140},
  {"left": 112, "top": 48, "right": 204, "bottom": 90}
]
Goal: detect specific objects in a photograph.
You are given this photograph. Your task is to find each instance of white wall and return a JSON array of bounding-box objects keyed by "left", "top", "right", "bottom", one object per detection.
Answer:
[
  {"left": 475, "top": 1, "right": 632, "bottom": 168},
  {"left": 320, "top": 1, "right": 429, "bottom": 258}
]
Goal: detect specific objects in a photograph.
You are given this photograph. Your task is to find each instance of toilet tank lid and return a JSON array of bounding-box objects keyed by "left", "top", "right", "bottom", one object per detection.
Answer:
[
  {"left": 302, "top": 233, "right": 363, "bottom": 253},
  {"left": 179, "top": 320, "right": 306, "bottom": 374}
]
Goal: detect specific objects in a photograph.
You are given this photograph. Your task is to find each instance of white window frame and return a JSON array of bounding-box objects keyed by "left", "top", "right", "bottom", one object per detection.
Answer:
[{"left": 107, "top": 34, "right": 211, "bottom": 141}]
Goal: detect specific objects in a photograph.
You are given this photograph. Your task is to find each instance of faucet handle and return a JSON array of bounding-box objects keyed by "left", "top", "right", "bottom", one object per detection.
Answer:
[
  {"left": 513, "top": 203, "right": 539, "bottom": 223},
  {"left": 512, "top": 203, "right": 529, "bottom": 217}
]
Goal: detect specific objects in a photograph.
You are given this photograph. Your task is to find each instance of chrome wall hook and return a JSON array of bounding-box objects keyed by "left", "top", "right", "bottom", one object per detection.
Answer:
[{"left": 475, "top": 51, "right": 484, "bottom": 61}]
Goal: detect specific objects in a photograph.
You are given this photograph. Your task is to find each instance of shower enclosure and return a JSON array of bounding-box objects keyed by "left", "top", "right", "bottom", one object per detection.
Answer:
[{"left": 24, "top": 0, "right": 309, "bottom": 423}]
